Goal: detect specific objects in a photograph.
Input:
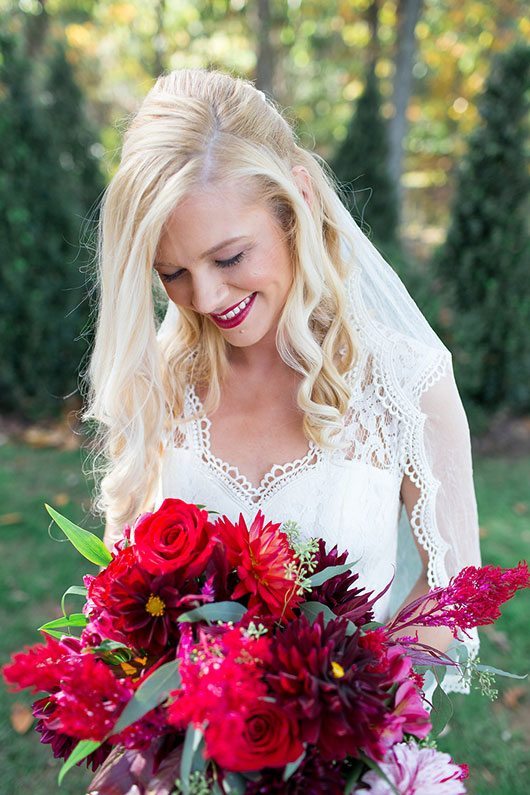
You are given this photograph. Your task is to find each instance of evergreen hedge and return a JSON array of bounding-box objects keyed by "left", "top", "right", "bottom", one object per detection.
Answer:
[
  {"left": 433, "top": 44, "right": 530, "bottom": 424},
  {"left": 0, "top": 32, "right": 104, "bottom": 419}
]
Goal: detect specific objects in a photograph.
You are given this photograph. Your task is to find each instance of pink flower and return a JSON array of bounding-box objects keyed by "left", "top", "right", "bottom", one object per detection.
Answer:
[
  {"left": 360, "top": 741, "right": 468, "bottom": 794},
  {"left": 388, "top": 562, "right": 529, "bottom": 639}
]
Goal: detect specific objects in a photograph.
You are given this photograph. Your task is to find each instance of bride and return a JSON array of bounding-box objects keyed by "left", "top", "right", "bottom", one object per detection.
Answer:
[{"left": 83, "top": 67, "right": 481, "bottom": 692}]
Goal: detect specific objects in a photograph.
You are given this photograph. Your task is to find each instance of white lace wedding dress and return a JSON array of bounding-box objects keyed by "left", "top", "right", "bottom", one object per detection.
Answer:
[{"left": 154, "top": 272, "right": 481, "bottom": 693}]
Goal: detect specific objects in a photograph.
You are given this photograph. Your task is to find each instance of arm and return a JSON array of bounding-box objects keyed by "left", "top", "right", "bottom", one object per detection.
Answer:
[
  {"left": 390, "top": 473, "right": 454, "bottom": 653},
  {"left": 390, "top": 359, "right": 482, "bottom": 661}
]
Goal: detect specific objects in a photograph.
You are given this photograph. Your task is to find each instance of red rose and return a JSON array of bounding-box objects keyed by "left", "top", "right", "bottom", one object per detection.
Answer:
[
  {"left": 204, "top": 701, "right": 304, "bottom": 772},
  {"left": 133, "top": 499, "right": 217, "bottom": 577}
]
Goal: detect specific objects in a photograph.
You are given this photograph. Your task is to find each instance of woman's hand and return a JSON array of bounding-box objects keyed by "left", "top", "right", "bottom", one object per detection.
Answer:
[{"left": 389, "top": 573, "right": 454, "bottom": 654}]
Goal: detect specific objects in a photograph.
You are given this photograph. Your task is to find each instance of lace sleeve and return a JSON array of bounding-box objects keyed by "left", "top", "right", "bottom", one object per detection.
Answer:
[{"left": 399, "top": 349, "right": 481, "bottom": 692}]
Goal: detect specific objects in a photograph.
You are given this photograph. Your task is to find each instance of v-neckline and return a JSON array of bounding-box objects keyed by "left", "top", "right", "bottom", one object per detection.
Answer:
[{"left": 184, "top": 383, "right": 324, "bottom": 507}]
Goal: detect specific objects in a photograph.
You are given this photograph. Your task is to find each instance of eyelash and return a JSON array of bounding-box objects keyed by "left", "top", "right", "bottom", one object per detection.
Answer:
[{"left": 160, "top": 251, "right": 246, "bottom": 283}]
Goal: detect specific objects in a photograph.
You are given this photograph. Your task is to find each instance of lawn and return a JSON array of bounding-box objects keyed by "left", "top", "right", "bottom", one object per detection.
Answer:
[{"left": 0, "top": 442, "right": 529, "bottom": 794}]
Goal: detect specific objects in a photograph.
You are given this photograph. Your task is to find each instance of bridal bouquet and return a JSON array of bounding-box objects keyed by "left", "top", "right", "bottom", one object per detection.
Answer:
[{"left": 3, "top": 499, "right": 529, "bottom": 794}]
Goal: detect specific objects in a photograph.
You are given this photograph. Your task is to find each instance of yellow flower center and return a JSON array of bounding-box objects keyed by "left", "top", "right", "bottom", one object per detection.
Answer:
[
  {"left": 331, "top": 661, "right": 345, "bottom": 678},
  {"left": 145, "top": 593, "right": 166, "bottom": 617}
]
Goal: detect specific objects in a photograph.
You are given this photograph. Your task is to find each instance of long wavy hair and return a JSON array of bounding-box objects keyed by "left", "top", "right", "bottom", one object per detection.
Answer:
[{"left": 82, "top": 67, "right": 361, "bottom": 535}]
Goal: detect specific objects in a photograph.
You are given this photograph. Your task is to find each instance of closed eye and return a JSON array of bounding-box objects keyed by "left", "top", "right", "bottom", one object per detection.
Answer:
[{"left": 158, "top": 251, "right": 246, "bottom": 283}]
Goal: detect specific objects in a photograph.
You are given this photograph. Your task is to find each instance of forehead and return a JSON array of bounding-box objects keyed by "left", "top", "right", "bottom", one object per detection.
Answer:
[{"left": 156, "top": 181, "right": 268, "bottom": 261}]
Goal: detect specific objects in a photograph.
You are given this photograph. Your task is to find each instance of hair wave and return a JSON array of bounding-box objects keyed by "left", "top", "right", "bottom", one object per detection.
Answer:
[{"left": 82, "top": 67, "right": 360, "bottom": 538}]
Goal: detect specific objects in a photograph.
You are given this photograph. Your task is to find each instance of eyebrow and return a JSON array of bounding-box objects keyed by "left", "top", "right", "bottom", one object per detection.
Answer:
[{"left": 154, "top": 235, "right": 248, "bottom": 269}]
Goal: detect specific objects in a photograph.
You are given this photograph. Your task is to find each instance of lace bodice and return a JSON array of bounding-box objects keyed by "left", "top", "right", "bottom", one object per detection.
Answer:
[{"left": 154, "top": 280, "right": 481, "bottom": 694}]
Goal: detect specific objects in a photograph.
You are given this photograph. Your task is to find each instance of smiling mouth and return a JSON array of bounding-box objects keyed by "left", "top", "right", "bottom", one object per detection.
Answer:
[
  {"left": 210, "top": 292, "right": 257, "bottom": 329},
  {"left": 211, "top": 293, "right": 255, "bottom": 321}
]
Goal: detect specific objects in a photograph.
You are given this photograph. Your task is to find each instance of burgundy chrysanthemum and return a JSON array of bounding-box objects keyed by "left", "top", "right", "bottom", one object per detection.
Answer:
[
  {"left": 264, "top": 613, "right": 418, "bottom": 762},
  {"left": 308, "top": 539, "right": 381, "bottom": 626},
  {"left": 243, "top": 745, "right": 346, "bottom": 794},
  {"left": 32, "top": 697, "right": 113, "bottom": 770},
  {"left": 87, "top": 555, "right": 214, "bottom": 654}
]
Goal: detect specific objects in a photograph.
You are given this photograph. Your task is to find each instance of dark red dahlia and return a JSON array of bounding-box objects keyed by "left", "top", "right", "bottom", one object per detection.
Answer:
[
  {"left": 89, "top": 558, "right": 214, "bottom": 654},
  {"left": 264, "top": 612, "right": 401, "bottom": 762},
  {"left": 32, "top": 697, "right": 113, "bottom": 771},
  {"left": 243, "top": 746, "right": 346, "bottom": 795},
  {"left": 308, "top": 539, "right": 383, "bottom": 626}
]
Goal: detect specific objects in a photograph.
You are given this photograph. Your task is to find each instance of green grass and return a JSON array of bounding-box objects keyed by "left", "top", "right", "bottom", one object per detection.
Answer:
[{"left": 0, "top": 443, "right": 529, "bottom": 794}]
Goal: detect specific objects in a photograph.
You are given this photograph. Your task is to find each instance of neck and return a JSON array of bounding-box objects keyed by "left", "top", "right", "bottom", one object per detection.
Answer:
[{"left": 227, "top": 326, "right": 288, "bottom": 377}]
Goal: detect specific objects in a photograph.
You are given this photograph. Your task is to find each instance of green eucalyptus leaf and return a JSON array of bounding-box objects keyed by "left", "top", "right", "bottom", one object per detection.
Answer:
[
  {"left": 306, "top": 563, "right": 354, "bottom": 587},
  {"left": 111, "top": 659, "right": 181, "bottom": 735},
  {"left": 430, "top": 684, "right": 454, "bottom": 737},
  {"left": 178, "top": 601, "right": 247, "bottom": 625},
  {"left": 180, "top": 724, "right": 205, "bottom": 795},
  {"left": 222, "top": 772, "right": 247, "bottom": 793},
  {"left": 475, "top": 664, "right": 527, "bottom": 679},
  {"left": 282, "top": 749, "right": 306, "bottom": 781},
  {"left": 299, "top": 601, "right": 357, "bottom": 635},
  {"left": 45, "top": 504, "right": 111, "bottom": 567},
  {"left": 58, "top": 739, "right": 102, "bottom": 785}
]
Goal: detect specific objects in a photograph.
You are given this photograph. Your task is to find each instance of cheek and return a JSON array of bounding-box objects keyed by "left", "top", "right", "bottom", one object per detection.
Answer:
[{"left": 166, "top": 282, "right": 192, "bottom": 309}]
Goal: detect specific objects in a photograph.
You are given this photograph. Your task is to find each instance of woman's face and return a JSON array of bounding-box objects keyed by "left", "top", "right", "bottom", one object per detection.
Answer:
[{"left": 154, "top": 180, "right": 294, "bottom": 349}]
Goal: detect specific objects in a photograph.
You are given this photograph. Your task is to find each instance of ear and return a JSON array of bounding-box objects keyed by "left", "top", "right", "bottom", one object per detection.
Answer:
[{"left": 291, "top": 165, "right": 314, "bottom": 208}]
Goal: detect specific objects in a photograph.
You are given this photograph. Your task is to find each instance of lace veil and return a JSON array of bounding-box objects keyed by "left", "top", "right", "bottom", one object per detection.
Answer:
[{"left": 342, "top": 218, "right": 481, "bottom": 693}]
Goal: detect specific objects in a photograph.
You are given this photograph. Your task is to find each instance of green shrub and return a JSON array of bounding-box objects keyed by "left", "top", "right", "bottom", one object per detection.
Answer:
[
  {"left": 332, "top": 64, "right": 398, "bottom": 245},
  {"left": 433, "top": 44, "right": 530, "bottom": 418},
  {"left": 0, "top": 32, "right": 104, "bottom": 419}
]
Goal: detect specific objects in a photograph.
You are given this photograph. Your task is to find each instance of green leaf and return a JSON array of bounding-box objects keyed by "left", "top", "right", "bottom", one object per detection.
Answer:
[
  {"left": 343, "top": 759, "right": 364, "bottom": 793},
  {"left": 180, "top": 724, "right": 205, "bottom": 795},
  {"left": 111, "top": 659, "right": 181, "bottom": 735},
  {"left": 58, "top": 739, "right": 102, "bottom": 785},
  {"left": 282, "top": 749, "right": 306, "bottom": 781},
  {"left": 430, "top": 683, "right": 454, "bottom": 737},
  {"left": 358, "top": 752, "right": 400, "bottom": 795},
  {"left": 299, "top": 601, "right": 357, "bottom": 635},
  {"left": 40, "top": 628, "right": 68, "bottom": 639},
  {"left": 177, "top": 601, "right": 247, "bottom": 625},
  {"left": 60, "top": 585, "right": 87, "bottom": 617},
  {"left": 306, "top": 563, "right": 354, "bottom": 587},
  {"left": 39, "top": 613, "right": 88, "bottom": 634},
  {"left": 45, "top": 504, "right": 112, "bottom": 567},
  {"left": 475, "top": 664, "right": 527, "bottom": 680},
  {"left": 221, "top": 772, "right": 247, "bottom": 793}
]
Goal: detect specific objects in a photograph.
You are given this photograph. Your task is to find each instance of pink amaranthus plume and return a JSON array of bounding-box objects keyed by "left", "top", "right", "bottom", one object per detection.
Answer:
[
  {"left": 3, "top": 634, "right": 134, "bottom": 741},
  {"left": 386, "top": 562, "right": 530, "bottom": 639}
]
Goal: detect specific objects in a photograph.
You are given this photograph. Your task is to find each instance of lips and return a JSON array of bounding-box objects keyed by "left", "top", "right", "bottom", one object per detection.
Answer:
[{"left": 210, "top": 292, "right": 257, "bottom": 330}]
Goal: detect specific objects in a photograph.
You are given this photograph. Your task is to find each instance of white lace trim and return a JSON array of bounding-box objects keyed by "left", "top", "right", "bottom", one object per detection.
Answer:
[
  {"left": 347, "top": 270, "right": 451, "bottom": 591},
  {"left": 345, "top": 270, "right": 479, "bottom": 695},
  {"left": 175, "top": 384, "right": 324, "bottom": 509}
]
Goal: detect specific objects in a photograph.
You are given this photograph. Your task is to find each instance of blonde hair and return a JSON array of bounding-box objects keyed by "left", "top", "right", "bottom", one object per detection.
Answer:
[{"left": 82, "top": 67, "right": 361, "bottom": 532}]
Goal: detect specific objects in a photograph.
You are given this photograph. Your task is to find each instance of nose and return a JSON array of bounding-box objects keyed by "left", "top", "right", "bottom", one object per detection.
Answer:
[{"left": 190, "top": 272, "right": 229, "bottom": 316}]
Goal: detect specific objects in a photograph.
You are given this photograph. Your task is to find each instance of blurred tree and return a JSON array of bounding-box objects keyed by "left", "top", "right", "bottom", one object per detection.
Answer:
[
  {"left": 433, "top": 43, "right": 530, "bottom": 423},
  {"left": 331, "top": 63, "right": 398, "bottom": 245},
  {"left": 0, "top": 29, "right": 104, "bottom": 419},
  {"left": 388, "top": 0, "right": 424, "bottom": 221}
]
